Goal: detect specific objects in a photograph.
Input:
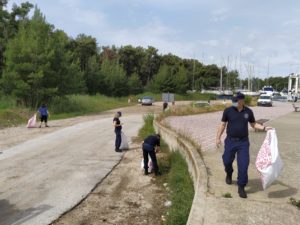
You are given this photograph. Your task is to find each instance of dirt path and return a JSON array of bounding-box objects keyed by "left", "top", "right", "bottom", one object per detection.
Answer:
[
  {"left": 0, "top": 103, "right": 164, "bottom": 151},
  {"left": 52, "top": 143, "right": 167, "bottom": 225},
  {"left": 0, "top": 103, "right": 175, "bottom": 225},
  {"left": 0, "top": 114, "right": 146, "bottom": 225},
  {"left": 0, "top": 101, "right": 201, "bottom": 152}
]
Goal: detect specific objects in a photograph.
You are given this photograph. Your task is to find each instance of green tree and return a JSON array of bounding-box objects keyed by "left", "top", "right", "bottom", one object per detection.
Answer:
[
  {"left": 150, "top": 65, "right": 176, "bottom": 93},
  {"left": 139, "top": 46, "right": 161, "bottom": 85},
  {"left": 174, "top": 66, "right": 189, "bottom": 94},
  {"left": 101, "top": 57, "right": 128, "bottom": 97},
  {"left": 198, "top": 64, "right": 220, "bottom": 89},
  {"left": 71, "top": 34, "right": 97, "bottom": 72},
  {"left": 0, "top": 1, "right": 33, "bottom": 76},
  {"left": 128, "top": 73, "right": 143, "bottom": 94},
  {"left": 2, "top": 7, "right": 84, "bottom": 107},
  {"left": 118, "top": 45, "right": 144, "bottom": 77},
  {"left": 85, "top": 55, "right": 107, "bottom": 95}
]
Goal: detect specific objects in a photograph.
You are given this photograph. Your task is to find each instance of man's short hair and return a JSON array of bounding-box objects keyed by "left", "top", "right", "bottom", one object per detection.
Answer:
[{"left": 156, "top": 134, "right": 161, "bottom": 138}]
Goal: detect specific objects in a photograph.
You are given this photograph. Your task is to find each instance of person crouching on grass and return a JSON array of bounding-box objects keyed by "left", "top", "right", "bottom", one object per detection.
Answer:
[
  {"left": 38, "top": 103, "right": 50, "bottom": 128},
  {"left": 113, "top": 111, "right": 123, "bottom": 152},
  {"left": 142, "top": 134, "right": 161, "bottom": 176}
]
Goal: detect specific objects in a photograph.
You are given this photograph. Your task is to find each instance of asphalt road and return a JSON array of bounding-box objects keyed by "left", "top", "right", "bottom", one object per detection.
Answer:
[{"left": 0, "top": 114, "right": 143, "bottom": 225}]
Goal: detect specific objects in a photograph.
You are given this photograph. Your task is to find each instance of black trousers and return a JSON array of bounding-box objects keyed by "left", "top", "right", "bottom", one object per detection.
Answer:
[
  {"left": 223, "top": 137, "right": 250, "bottom": 186},
  {"left": 143, "top": 148, "right": 159, "bottom": 173},
  {"left": 40, "top": 115, "right": 48, "bottom": 123},
  {"left": 115, "top": 130, "right": 122, "bottom": 150}
]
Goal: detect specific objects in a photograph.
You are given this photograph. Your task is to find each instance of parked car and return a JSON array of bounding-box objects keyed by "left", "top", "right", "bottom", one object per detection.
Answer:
[
  {"left": 141, "top": 96, "right": 154, "bottom": 106},
  {"left": 257, "top": 95, "right": 272, "bottom": 107}
]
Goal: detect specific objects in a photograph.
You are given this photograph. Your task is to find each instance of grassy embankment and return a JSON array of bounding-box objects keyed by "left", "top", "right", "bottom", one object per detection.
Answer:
[
  {"left": 0, "top": 92, "right": 217, "bottom": 128},
  {"left": 135, "top": 92, "right": 216, "bottom": 102},
  {"left": 137, "top": 95, "right": 258, "bottom": 223},
  {"left": 0, "top": 95, "right": 131, "bottom": 128},
  {"left": 0, "top": 96, "right": 31, "bottom": 128},
  {"left": 138, "top": 114, "right": 194, "bottom": 225},
  {"left": 140, "top": 101, "right": 235, "bottom": 224}
]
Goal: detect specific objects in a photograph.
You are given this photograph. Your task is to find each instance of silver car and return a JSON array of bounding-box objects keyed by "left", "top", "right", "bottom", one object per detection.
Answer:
[{"left": 141, "top": 96, "right": 154, "bottom": 106}]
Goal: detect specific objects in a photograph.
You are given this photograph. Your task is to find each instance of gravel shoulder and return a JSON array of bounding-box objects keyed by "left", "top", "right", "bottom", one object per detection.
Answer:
[
  {"left": 52, "top": 143, "right": 166, "bottom": 225},
  {"left": 0, "top": 103, "right": 173, "bottom": 225}
]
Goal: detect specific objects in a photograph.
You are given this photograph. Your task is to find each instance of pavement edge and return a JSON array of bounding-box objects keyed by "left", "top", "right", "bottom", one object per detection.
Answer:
[{"left": 153, "top": 120, "right": 208, "bottom": 225}]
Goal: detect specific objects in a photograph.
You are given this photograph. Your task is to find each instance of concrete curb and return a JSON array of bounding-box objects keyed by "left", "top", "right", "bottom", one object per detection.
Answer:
[{"left": 153, "top": 120, "right": 208, "bottom": 225}]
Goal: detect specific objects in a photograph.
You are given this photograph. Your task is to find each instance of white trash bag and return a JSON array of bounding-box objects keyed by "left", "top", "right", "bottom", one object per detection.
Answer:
[
  {"left": 255, "top": 129, "right": 283, "bottom": 190},
  {"left": 120, "top": 132, "right": 129, "bottom": 150},
  {"left": 27, "top": 114, "right": 37, "bottom": 128},
  {"left": 140, "top": 159, "right": 153, "bottom": 172}
]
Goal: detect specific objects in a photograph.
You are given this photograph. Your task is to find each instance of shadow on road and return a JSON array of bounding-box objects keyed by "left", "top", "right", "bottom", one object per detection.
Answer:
[
  {"left": 0, "top": 199, "right": 52, "bottom": 225},
  {"left": 247, "top": 179, "right": 298, "bottom": 198}
]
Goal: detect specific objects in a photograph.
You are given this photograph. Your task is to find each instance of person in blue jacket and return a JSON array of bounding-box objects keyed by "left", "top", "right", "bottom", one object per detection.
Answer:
[{"left": 38, "top": 103, "right": 50, "bottom": 128}]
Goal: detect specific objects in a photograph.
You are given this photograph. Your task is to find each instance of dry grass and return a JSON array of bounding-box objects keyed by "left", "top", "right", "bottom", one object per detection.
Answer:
[{"left": 157, "top": 104, "right": 227, "bottom": 122}]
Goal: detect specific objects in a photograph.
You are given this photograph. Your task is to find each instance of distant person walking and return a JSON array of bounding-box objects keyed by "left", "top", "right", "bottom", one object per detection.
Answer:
[
  {"left": 216, "top": 92, "right": 272, "bottom": 198},
  {"left": 163, "top": 102, "right": 168, "bottom": 111},
  {"left": 38, "top": 104, "right": 50, "bottom": 128},
  {"left": 142, "top": 134, "right": 161, "bottom": 176},
  {"left": 113, "top": 111, "right": 123, "bottom": 152}
]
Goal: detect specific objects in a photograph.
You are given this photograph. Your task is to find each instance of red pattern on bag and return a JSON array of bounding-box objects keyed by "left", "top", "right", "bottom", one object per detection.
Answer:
[{"left": 255, "top": 132, "right": 272, "bottom": 170}]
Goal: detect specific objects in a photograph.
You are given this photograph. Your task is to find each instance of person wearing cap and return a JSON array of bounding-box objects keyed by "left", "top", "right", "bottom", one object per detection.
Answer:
[
  {"left": 216, "top": 92, "right": 272, "bottom": 198},
  {"left": 142, "top": 134, "right": 161, "bottom": 176},
  {"left": 113, "top": 111, "right": 123, "bottom": 152}
]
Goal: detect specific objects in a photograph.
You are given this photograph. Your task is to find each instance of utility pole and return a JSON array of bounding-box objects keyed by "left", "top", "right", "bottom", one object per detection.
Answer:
[
  {"left": 192, "top": 55, "right": 196, "bottom": 91},
  {"left": 267, "top": 58, "right": 270, "bottom": 76},
  {"left": 239, "top": 49, "right": 242, "bottom": 89},
  {"left": 226, "top": 56, "right": 230, "bottom": 90},
  {"left": 220, "top": 65, "right": 223, "bottom": 92}
]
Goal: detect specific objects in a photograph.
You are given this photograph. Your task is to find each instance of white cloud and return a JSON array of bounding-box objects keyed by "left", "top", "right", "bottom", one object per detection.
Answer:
[
  {"left": 201, "top": 40, "right": 219, "bottom": 47},
  {"left": 101, "top": 19, "right": 197, "bottom": 58},
  {"left": 281, "top": 19, "right": 298, "bottom": 27},
  {"left": 241, "top": 47, "right": 254, "bottom": 56},
  {"left": 211, "top": 7, "right": 230, "bottom": 22},
  {"left": 6, "top": 0, "right": 300, "bottom": 76}
]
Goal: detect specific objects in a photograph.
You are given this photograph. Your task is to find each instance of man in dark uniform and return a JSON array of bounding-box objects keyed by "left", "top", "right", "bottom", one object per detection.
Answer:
[
  {"left": 142, "top": 134, "right": 161, "bottom": 176},
  {"left": 216, "top": 92, "right": 272, "bottom": 198},
  {"left": 113, "top": 111, "right": 123, "bottom": 152}
]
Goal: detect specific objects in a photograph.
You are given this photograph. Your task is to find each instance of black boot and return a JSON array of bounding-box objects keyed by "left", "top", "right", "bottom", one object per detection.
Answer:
[
  {"left": 238, "top": 186, "right": 247, "bottom": 198},
  {"left": 225, "top": 173, "right": 232, "bottom": 185},
  {"left": 144, "top": 169, "right": 149, "bottom": 175},
  {"left": 155, "top": 170, "right": 161, "bottom": 176}
]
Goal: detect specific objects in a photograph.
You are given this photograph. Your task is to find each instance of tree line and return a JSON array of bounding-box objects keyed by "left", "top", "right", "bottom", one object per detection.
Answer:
[{"left": 0, "top": 1, "right": 288, "bottom": 108}]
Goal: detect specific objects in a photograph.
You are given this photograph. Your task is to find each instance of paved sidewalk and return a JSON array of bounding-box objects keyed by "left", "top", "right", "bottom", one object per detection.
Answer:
[
  {"left": 165, "top": 102, "right": 293, "bottom": 151},
  {"left": 166, "top": 103, "right": 300, "bottom": 225}
]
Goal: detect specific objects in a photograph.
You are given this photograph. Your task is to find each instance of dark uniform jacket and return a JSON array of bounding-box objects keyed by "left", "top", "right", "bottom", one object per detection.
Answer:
[
  {"left": 143, "top": 135, "right": 160, "bottom": 152},
  {"left": 222, "top": 106, "right": 255, "bottom": 138},
  {"left": 113, "top": 117, "right": 122, "bottom": 131}
]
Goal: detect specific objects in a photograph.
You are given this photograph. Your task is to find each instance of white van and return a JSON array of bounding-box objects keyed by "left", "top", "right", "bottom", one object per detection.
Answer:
[{"left": 257, "top": 94, "right": 273, "bottom": 107}]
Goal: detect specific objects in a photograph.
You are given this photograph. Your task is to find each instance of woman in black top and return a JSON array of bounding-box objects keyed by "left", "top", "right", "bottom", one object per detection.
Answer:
[{"left": 113, "top": 111, "right": 123, "bottom": 152}]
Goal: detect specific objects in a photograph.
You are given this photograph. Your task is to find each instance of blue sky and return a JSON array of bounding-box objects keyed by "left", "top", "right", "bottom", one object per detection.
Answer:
[{"left": 7, "top": 0, "right": 300, "bottom": 78}]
